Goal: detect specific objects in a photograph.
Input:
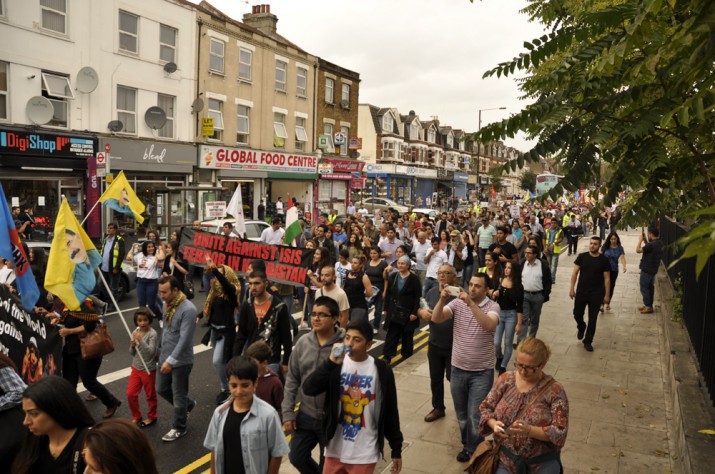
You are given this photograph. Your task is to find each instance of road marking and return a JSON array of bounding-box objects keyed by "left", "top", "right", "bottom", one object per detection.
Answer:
[
  {"left": 173, "top": 453, "right": 211, "bottom": 474},
  {"left": 77, "top": 344, "right": 211, "bottom": 393}
]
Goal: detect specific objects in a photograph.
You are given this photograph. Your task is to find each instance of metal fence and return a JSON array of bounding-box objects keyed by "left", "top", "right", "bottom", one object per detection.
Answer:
[{"left": 660, "top": 216, "right": 715, "bottom": 406}]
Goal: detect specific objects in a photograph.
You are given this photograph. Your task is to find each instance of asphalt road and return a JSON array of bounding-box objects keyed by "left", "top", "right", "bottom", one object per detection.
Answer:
[{"left": 86, "top": 278, "right": 430, "bottom": 474}]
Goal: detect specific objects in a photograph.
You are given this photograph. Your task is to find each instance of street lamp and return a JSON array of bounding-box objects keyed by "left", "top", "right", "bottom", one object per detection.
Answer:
[{"left": 476, "top": 106, "right": 506, "bottom": 200}]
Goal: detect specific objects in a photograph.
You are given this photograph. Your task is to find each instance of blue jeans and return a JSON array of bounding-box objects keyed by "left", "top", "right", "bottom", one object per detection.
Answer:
[
  {"left": 462, "top": 264, "right": 474, "bottom": 289},
  {"left": 369, "top": 291, "right": 384, "bottom": 329},
  {"left": 640, "top": 272, "right": 656, "bottom": 308},
  {"left": 494, "top": 309, "right": 518, "bottom": 369},
  {"left": 156, "top": 363, "right": 194, "bottom": 431},
  {"left": 546, "top": 252, "right": 559, "bottom": 282},
  {"left": 423, "top": 277, "right": 438, "bottom": 298},
  {"left": 288, "top": 411, "right": 325, "bottom": 474},
  {"left": 519, "top": 292, "right": 544, "bottom": 344},
  {"left": 303, "top": 289, "right": 316, "bottom": 323},
  {"left": 136, "top": 278, "right": 162, "bottom": 317},
  {"left": 496, "top": 459, "right": 561, "bottom": 474},
  {"left": 450, "top": 367, "right": 494, "bottom": 455},
  {"left": 209, "top": 330, "right": 228, "bottom": 392}
]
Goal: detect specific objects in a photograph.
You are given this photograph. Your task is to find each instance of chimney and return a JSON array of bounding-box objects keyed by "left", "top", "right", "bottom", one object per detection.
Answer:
[{"left": 243, "top": 4, "right": 278, "bottom": 36}]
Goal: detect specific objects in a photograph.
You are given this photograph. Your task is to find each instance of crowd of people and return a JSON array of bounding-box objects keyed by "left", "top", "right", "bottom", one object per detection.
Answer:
[{"left": 0, "top": 194, "right": 668, "bottom": 474}]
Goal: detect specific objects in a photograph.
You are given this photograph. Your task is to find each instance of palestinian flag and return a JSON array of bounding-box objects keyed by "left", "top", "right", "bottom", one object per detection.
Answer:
[{"left": 283, "top": 196, "right": 301, "bottom": 246}]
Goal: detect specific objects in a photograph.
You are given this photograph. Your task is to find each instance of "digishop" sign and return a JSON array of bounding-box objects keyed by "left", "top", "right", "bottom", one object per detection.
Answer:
[{"left": 0, "top": 128, "right": 95, "bottom": 158}]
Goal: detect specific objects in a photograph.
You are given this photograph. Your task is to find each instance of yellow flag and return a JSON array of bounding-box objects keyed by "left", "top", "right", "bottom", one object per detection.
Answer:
[
  {"left": 45, "top": 198, "right": 102, "bottom": 311},
  {"left": 99, "top": 170, "right": 145, "bottom": 224}
]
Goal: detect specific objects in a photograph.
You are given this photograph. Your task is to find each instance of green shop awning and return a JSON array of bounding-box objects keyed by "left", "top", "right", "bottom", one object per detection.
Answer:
[{"left": 268, "top": 172, "right": 319, "bottom": 180}]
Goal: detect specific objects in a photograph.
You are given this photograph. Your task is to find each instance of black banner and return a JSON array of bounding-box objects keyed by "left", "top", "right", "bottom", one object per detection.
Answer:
[
  {"left": 178, "top": 228, "right": 315, "bottom": 287},
  {"left": 0, "top": 285, "right": 62, "bottom": 383}
]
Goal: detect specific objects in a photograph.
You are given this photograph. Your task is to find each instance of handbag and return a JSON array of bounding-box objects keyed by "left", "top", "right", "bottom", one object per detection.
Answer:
[
  {"left": 465, "top": 376, "right": 556, "bottom": 474},
  {"left": 79, "top": 322, "right": 115, "bottom": 360},
  {"left": 183, "top": 276, "right": 195, "bottom": 300}
]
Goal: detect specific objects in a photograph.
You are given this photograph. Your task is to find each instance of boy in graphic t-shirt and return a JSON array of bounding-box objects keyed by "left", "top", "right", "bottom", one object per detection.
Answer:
[{"left": 303, "top": 320, "right": 404, "bottom": 473}]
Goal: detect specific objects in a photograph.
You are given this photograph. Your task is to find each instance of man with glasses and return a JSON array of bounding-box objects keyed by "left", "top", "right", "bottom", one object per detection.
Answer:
[
  {"left": 432, "top": 273, "right": 500, "bottom": 463},
  {"left": 517, "top": 244, "right": 552, "bottom": 344},
  {"left": 283, "top": 296, "right": 345, "bottom": 474},
  {"left": 315, "top": 266, "right": 350, "bottom": 328},
  {"left": 418, "top": 264, "right": 457, "bottom": 423}
]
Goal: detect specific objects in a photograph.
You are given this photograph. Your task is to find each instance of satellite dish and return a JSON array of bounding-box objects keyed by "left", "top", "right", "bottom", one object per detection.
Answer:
[
  {"left": 145, "top": 106, "right": 167, "bottom": 129},
  {"left": 163, "top": 62, "right": 177, "bottom": 74},
  {"left": 26, "top": 96, "right": 54, "bottom": 125},
  {"left": 76, "top": 66, "right": 99, "bottom": 93},
  {"left": 349, "top": 151, "right": 360, "bottom": 159},
  {"left": 107, "top": 120, "right": 124, "bottom": 132},
  {"left": 191, "top": 97, "right": 204, "bottom": 114}
]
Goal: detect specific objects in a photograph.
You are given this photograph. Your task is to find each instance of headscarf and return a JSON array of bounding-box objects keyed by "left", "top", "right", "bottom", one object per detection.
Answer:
[{"left": 203, "top": 264, "right": 240, "bottom": 319}]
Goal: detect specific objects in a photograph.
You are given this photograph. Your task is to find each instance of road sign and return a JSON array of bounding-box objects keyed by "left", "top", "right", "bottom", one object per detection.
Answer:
[
  {"left": 334, "top": 132, "right": 346, "bottom": 146},
  {"left": 348, "top": 137, "right": 362, "bottom": 149},
  {"left": 105, "top": 143, "right": 111, "bottom": 153},
  {"left": 96, "top": 152, "right": 105, "bottom": 166}
]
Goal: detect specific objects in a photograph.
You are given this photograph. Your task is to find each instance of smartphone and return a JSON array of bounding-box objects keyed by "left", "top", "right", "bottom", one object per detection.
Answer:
[
  {"left": 446, "top": 285, "right": 461, "bottom": 297},
  {"left": 494, "top": 425, "right": 505, "bottom": 433},
  {"left": 332, "top": 344, "right": 352, "bottom": 358}
]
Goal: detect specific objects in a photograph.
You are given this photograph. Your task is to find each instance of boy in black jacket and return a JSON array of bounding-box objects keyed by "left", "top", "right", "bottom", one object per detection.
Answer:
[{"left": 303, "top": 320, "right": 403, "bottom": 473}]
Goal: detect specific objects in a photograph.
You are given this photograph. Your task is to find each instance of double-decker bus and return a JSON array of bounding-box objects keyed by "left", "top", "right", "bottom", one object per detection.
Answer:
[{"left": 535, "top": 173, "right": 561, "bottom": 196}]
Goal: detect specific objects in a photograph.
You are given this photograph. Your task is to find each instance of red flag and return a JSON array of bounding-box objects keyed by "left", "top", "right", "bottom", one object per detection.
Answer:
[{"left": 491, "top": 186, "right": 496, "bottom": 199}]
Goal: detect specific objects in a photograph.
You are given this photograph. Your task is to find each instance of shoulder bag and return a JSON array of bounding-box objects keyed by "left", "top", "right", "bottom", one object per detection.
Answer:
[
  {"left": 183, "top": 275, "right": 195, "bottom": 300},
  {"left": 79, "top": 321, "right": 115, "bottom": 360},
  {"left": 465, "top": 376, "right": 555, "bottom": 474}
]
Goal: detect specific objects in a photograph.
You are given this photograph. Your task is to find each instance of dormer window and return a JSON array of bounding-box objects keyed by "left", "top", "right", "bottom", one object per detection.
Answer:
[
  {"left": 427, "top": 128, "right": 436, "bottom": 143},
  {"left": 382, "top": 114, "right": 393, "bottom": 133},
  {"left": 447, "top": 134, "right": 453, "bottom": 148},
  {"left": 410, "top": 122, "right": 419, "bottom": 140}
]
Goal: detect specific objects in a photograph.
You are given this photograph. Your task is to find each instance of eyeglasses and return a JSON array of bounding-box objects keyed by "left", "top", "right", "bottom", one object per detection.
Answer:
[
  {"left": 514, "top": 361, "right": 542, "bottom": 372},
  {"left": 437, "top": 271, "right": 455, "bottom": 276},
  {"left": 310, "top": 312, "right": 333, "bottom": 319}
]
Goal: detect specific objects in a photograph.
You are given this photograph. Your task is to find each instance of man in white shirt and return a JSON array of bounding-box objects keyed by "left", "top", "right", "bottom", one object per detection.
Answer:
[
  {"left": 411, "top": 230, "right": 432, "bottom": 286},
  {"left": 346, "top": 203, "right": 356, "bottom": 216},
  {"left": 423, "top": 237, "right": 448, "bottom": 296},
  {"left": 314, "top": 266, "right": 350, "bottom": 328},
  {"left": 275, "top": 197, "right": 284, "bottom": 217},
  {"left": 357, "top": 204, "right": 369, "bottom": 217},
  {"left": 260, "top": 217, "right": 285, "bottom": 245}
]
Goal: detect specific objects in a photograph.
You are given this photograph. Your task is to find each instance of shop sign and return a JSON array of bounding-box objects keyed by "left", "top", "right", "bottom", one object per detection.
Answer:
[
  {"left": 323, "top": 158, "right": 364, "bottom": 173},
  {"left": 365, "top": 163, "right": 395, "bottom": 175},
  {"left": 200, "top": 145, "right": 317, "bottom": 174},
  {"left": 321, "top": 173, "right": 352, "bottom": 181},
  {"left": 318, "top": 134, "right": 332, "bottom": 149},
  {"left": 318, "top": 163, "right": 333, "bottom": 174},
  {"left": 454, "top": 172, "right": 469, "bottom": 182},
  {"left": 100, "top": 138, "right": 196, "bottom": 172},
  {"left": 205, "top": 201, "right": 227, "bottom": 218},
  {"left": 0, "top": 128, "right": 95, "bottom": 158},
  {"left": 348, "top": 137, "right": 362, "bottom": 150},
  {"left": 202, "top": 118, "right": 215, "bottom": 137},
  {"left": 395, "top": 165, "right": 437, "bottom": 178},
  {"left": 437, "top": 169, "right": 454, "bottom": 180},
  {"left": 351, "top": 177, "right": 366, "bottom": 188}
]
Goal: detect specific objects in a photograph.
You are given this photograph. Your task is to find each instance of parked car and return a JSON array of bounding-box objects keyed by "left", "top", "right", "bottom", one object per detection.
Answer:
[
  {"left": 411, "top": 208, "right": 438, "bottom": 220},
  {"left": 199, "top": 218, "right": 269, "bottom": 241},
  {"left": 361, "top": 197, "right": 410, "bottom": 214},
  {"left": 25, "top": 241, "right": 136, "bottom": 301}
]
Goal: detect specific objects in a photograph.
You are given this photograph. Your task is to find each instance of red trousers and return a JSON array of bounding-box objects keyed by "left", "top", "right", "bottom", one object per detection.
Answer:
[{"left": 126, "top": 366, "right": 158, "bottom": 421}]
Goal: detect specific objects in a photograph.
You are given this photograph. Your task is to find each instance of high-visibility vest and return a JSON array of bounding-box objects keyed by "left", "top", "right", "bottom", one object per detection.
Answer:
[
  {"left": 328, "top": 214, "right": 338, "bottom": 224},
  {"left": 562, "top": 213, "right": 572, "bottom": 227},
  {"left": 548, "top": 229, "right": 565, "bottom": 254},
  {"left": 100, "top": 235, "right": 124, "bottom": 269}
]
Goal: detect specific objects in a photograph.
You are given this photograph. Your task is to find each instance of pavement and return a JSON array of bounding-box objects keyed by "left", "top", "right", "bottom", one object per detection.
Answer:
[{"left": 279, "top": 230, "right": 683, "bottom": 474}]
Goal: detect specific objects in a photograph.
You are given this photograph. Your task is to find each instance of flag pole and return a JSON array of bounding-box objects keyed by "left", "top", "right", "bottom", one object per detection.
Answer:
[
  {"left": 96, "top": 270, "right": 151, "bottom": 373},
  {"left": 79, "top": 200, "right": 101, "bottom": 227}
]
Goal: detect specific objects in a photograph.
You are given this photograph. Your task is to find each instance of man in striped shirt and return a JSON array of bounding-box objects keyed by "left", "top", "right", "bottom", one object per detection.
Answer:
[{"left": 431, "top": 272, "right": 500, "bottom": 463}]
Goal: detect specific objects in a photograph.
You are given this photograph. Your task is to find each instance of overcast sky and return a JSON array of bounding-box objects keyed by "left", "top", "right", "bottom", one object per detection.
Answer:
[{"left": 192, "top": 0, "right": 548, "bottom": 151}]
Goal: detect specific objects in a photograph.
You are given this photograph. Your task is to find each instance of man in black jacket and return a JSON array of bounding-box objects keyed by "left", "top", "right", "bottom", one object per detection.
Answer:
[
  {"left": 99, "top": 223, "right": 126, "bottom": 302},
  {"left": 233, "top": 271, "right": 293, "bottom": 377},
  {"left": 517, "top": 244, "right": 552, "bottom": 344},
  {"left": 303, "top": 319, "right": 403, "bottom": 473}
]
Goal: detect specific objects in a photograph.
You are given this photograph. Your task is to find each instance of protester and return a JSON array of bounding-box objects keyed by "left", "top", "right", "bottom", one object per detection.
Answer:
[
  {"left": 365, "top": 246, "right": 390, "bottom": 334},
  {"left": 260, "top": 217, "right": 286, "bottom": 245},
  {"left": 334, "top": 248, "right": 352, "bottom": 288},
  {"left": 382, "top": 255, "right": 421, "bottom": 364},
  {"left": 635, "top": 226, "right": 663, "bottom": 314},
  {"left": 161, "top": 241, "right": 189, "bottom": 293},
  {"left": 303, "top": 319, "right": 404, "bottom": 474},
  {"left": 82, "top": 418, "right": 159, "bottom": 474},
  {"left": 204, "top": 356, "right": 289, "bottom": 474},
  {"left": 201, "top": 256, "right": 240, "bottom": 405},
  {"left": 480, "top": 337, "right": 569, "bottom": 473},
  {"left": 518, "top": 245, "right": 552, "bottom": 344},
  {"left": 315, "top": 266, "right": 350, "bottom": 328},
  {"left": 0, "top": 353, "right": 27, "bottom": 474},
  {"left": 13, "top": 376, "right": 94, "bottom": 474},
  {"left": 127, "top": 307, "right": 159, "bottom": 428},
  {"left": 544, "top": 220, "right": 564, "bottom": 284},
  {"left": 129, "top": 240, "right": 163, "bottom": 319},
  {"left": 493, "top": 261, "right": 524, "bottom": 375},
  {"left": 378, "top": 226, "right": 405, "bottom": 266},
  {"left": 488, "top": 225, "right": 519, "bottom": 265},
  {"left": 601, "top": 232, "right": 627, "bottom": 312},
  {"left": 99, "top": 222, "right": 126, "bottom": 303},
  {"left": 343, "top": 255, "right": 373, "bottom": 324},
  {"left": 476, "top": 216, "right": 497, "bottom": 267},
  {"left": 302, "top": 246, "right": 330, "bottom": 329},
  {"left": 461, "top": 228, "right": 476, "bottom": 289},
  {"left": 283, "top": 296, "right": 345, "bottom": 473},
  {"left": 156, "top": 276, "right": 198, "bottom": 442},
  {"left": 244, "top": 341, "right": 284, "bottom": 416},
  {"left": 423, "top": 236, "right": 449, "bottom": 296}
]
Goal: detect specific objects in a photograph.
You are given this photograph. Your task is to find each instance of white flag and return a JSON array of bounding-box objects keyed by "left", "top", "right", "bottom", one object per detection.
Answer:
[{"left": 226, "top": 184, "right": 247, "bottom": 237}]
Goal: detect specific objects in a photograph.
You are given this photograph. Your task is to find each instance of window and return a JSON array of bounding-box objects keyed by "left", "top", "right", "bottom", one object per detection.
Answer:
[
  {"left": 323, "top": 123, "right": 335, "bottom": 153},
  {"left": 209, "top": 39, "right": 224, "bottom": 73},
  {"left": 295, "top": 117, "right": 308, "bottom": 152},
  {"left": 382, "top": 140, "right": 395, "bottom": 160},
  {"left": 159, "top": 24, "right": 177, "bottom": 63},
  {"left": 157, "top": 94, "right": 174, "bottom": 138},
  {"left": 428, "top": 128, "right": 436, "bottom": 143},
  {"left": 237, "top": 105, "right": 250, "bottom": 144},
  {"left": 117, "top": 86, "right": 137, "bottom": 134},
  {"left": 341, "top": 84, "right": 350, "bottom": 104},
  {"left": 118, "top": 10, "right": 138, "bottom": 53},
  {"left": 382, "top": 114, "right": 393, "bottom": 133},
  {"left": 340, "top": 126, "right": 349, "bottom": 156},
  {"left": 0, "top": 62, "right": 6, "bottom": 120},
  {"left": 207, "top": 99, "right": 223, "bottom": 140},
  {"left": 273, "top": 112, "right": 287, "bottom": 148},
  {"left": 0, "top": 1, "right": 4, "bottom": 17},
  {"left": 325, "top": 78, "right": 334, "bottom": 103},
  {"left": 41, "top": 0, "right": 67, "bottom": 34},
  {"left": 275, "top": 60, "right": 287, "bottom": 92},
  {"left": 411, "top": 122, "right": 419, "bottom": 140},
  {"left": 238, "top": 48, "right": 252, "bottom": 81},
  {"left": 447, "top": 134, "right": 453, "bottom": 148},
  {"left": 296, "top": 67, "right": 307, "bottom": 97},
  {"left": 42, "top": 72, "right": 73, "bottom": 128}
]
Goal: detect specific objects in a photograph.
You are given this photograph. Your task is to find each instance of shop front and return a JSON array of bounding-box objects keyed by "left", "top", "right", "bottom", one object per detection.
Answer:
[
  {"left": 199, "top": 145, "right": 318, "bottom": 221},
  {"left": 0, "top": 127, "right": 96, "bottom": 241},
  {"left": 99, "top": 138, "right": 196, "bottom": 238},
  {"left": 397, "top": 165, "right": 436, "bottom": 208},
  {"left": 316, "top": 158, "right": 364, "bottom": 216},
  {"left": 435, "top": 169, "right": 455, "bottom": 208},
  {"left": 454, "top": 172, "right": 469, "bottom": 200}
]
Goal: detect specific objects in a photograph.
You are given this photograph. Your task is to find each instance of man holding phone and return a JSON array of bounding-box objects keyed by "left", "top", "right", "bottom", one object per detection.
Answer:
[{"left": 635, "top": 226, "right": 663, "bottom": 314}]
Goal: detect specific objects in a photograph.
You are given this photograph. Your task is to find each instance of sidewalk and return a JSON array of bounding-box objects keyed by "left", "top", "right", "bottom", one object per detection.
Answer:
[{"left": 281, "top": 230, "right": 681, "bottom": 474}]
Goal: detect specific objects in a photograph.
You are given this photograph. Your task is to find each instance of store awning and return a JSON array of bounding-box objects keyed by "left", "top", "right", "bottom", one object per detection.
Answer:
[{"left": 268, "top": 171, "right": 319, "bottom": 180}]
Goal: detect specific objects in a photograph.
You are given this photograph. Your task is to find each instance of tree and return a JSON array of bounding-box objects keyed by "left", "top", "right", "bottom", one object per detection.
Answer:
[
  {"left": 471, "top": 0, "right": 715, "bottom": 274},
  {"left": 519, "top": 170, "right": 537, "bottom": 193}
]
